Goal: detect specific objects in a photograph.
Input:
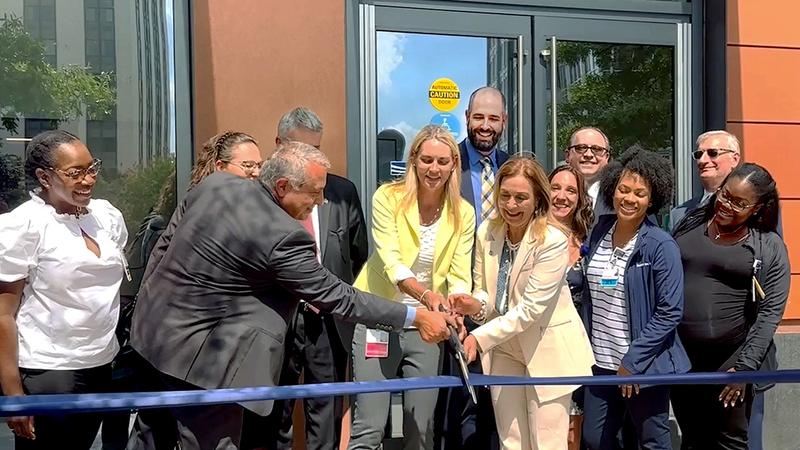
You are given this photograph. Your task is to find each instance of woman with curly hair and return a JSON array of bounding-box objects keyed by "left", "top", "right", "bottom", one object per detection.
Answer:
[
  {"left": 671, "top": 163, "right": 789, "bottom": 450},
  {"left": 580, "top": 145, "right": 690, "bottom": 450},
  {"left": 548, "top": 164, "right": 594, "bottom": 450}
]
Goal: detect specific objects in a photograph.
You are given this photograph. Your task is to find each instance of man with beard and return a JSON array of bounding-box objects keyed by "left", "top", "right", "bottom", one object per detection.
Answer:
[
  {"left": 440, "top": 86, "right": 510, "bottom": 450},
  {"left": 564, "top": 126, "right": 613, "bottom": 217},
  {"left": 458, "top": 86, "right": 511, "bottom": 229}
]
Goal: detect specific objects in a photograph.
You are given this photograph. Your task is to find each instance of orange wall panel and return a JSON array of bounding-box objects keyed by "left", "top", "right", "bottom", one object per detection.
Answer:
[
  {"left": 785, "top": 275, "right": 800, "bottom": 319},
  {"left": 726, "top": 123, "right": 800, "bottom": 198},
  {"left": 192, "top": 0, "right": 348, "bottom": 175},
  {"left": 726, "top": 46, "right": 800, "bottom": 123},
  {"left": 727, "top": 0, "right": 800, "bottom": 47},
  {"left": 782, "top": 199, "right": 800, "bottom": 270}
]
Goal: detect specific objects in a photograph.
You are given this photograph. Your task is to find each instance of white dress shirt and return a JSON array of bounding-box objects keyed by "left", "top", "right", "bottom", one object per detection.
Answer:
[{"left": 0, "top": 194, "right": 128, "bottom": 370}]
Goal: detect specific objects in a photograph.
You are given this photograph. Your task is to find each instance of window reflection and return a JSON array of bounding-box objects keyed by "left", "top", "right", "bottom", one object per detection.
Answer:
[{"left": 0, "top": 0, "right": 178, "bottom": 237}]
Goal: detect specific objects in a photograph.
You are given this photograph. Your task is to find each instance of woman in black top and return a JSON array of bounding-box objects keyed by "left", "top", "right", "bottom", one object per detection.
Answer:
[
  {"left": 671, "top": 163, "right": 790, "bottom": 450},
  {"left": 549, "top": 165, "right": 594, "bottom": 450}
]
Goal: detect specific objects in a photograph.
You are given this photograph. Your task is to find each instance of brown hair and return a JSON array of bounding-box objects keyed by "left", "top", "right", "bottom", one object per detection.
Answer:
[
  {"left": 491, "top": 155, "right": 555, "bottom": 242},
  {"left": 189, "top": 131, "right": 258, "bottom": 189},
  {"left": 549, "top": 165, "right": 594, "bottom": 242},
  {"left": 388, "top": 125, "right": 462, "bottom": 231}
]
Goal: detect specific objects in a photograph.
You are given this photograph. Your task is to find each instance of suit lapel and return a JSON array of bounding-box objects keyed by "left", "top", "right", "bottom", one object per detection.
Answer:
[
  {"left": 402, "top": 198, "right": 421, "bottom": 247},
  {"left": 433, "top": 200, "right": 455, "bottom": 269},
  {"left": 484, "top": 222, "right": 504, "bottom": 304},
  {"left": 459, "top": 141, "right": 475, "bottom": 207},
  {"left": 318, "top": 200, "right": 331, "bottom": 257}
]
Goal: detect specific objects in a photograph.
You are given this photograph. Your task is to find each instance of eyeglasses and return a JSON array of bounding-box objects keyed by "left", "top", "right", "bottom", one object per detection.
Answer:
[
  {"left": 693, "top": 148, "right": 735, "bottom": 160},
  {"left": 49, "top": 158, "right": 102, "bottom": 181},
  {"left": 568, "top": 144, "right": 608, "bottom": 157},
  {"left": 716, "top": 189, "right": 756, "bottom": 213},
  {"left": 228, "top": 160, "right": 263, "bottom": 173}
]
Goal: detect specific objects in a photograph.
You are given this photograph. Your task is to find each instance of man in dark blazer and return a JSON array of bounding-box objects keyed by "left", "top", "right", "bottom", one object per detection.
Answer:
[
  {"left": 267, "top": 107, "right": 369, "bottom": 450},
  {"left": 128, "top": 142, "right": 452, "bottom": 450},
  {"left": 441, "top": 86, "right": 509, "bottom": 450}
]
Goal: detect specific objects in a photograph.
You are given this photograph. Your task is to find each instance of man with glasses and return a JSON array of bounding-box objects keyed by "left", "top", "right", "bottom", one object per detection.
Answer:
[
  {"left": 564, "top": 126, "right": 613, "bottom": 217},
  {"left": 259, "top": 107, "right": 369, "bottom": 450},
  {"left": 668, "top": 130, "right": 741, "bottom": 231},
  {"left": 669, "top": 130, "right": 780, "bottom": 450}
]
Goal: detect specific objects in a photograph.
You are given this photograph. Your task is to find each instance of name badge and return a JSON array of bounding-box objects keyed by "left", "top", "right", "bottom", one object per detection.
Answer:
[
  {"left": 365, "top": 329, "right": 389, "bottom": 358},
  {"left": 600, "top": 267, "right": 619, "bottom": 288}
]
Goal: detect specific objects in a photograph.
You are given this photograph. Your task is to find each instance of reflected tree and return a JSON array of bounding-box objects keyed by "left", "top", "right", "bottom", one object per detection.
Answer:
[
  {"left": 0, "top": 154, "right": 25, "bottom": 210},
  {"left": 553, "top": 42, "right": 674, "bottom": 156},
  {"left": 0, "top": 15, "right": 115, "bottom": 135}
]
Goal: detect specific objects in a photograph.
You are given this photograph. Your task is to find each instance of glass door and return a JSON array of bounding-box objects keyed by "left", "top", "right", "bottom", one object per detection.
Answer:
[
  {"left": 533, "top": 16, "right": 693, "bottom": 213},
  {"left": 356, "top": 6, "right": 532, "bottom": 213}
]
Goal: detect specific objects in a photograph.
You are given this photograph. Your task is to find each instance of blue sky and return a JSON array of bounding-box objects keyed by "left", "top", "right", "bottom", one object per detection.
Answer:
[{"left": 377, "top": 32, "right": 487, "bottom": 158}]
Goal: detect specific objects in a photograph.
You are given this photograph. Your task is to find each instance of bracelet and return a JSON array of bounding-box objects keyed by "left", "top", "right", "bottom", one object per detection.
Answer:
[
  {"left": 419, "top": 289, "right": 432, "bottom": 303},
  {"left": 471, "top": 298, "right": 488, "bottom": 322}
]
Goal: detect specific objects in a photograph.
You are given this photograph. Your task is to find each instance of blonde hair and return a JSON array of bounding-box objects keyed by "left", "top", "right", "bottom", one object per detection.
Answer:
[
  {"left": 388, "top": 125, "right": 462, "bottom": 231},
  {"left": 491, "top": 155, "right": 563, "bottom": 242}
]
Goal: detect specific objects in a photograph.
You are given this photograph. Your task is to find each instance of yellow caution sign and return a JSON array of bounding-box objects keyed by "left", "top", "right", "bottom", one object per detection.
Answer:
[{"left": 428, "top": 78, "right": 460, "bottom": 112}]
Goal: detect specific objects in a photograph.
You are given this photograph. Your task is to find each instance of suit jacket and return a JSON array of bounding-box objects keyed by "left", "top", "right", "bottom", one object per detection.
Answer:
[
  {"left": 668, "top": 194, "right": 704, "bottom": 232},
  {"left": 354, "top": 183, "right": 475, "bottom": 299},
  {"left": 458, "top": 140, "right": 510, "bottom": 215},
  {"left": 130, "top": 172, "right": 408, "bottom": 416},
  {"left": 470, "top": 220, "right": 595, "bottom": 402},
  {"left": 320, "top": 173, "right": 369, "bottom": 349}
]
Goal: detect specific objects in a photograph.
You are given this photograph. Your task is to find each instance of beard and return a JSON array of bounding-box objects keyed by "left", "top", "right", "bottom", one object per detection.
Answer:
[{"left": 468, "top": 127, "right": 501, "bottom": 154}]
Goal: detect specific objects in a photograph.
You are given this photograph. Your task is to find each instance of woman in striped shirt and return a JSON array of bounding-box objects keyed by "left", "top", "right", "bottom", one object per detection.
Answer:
[{"left": 580, "top": 145, "right": 690, "bottom": 450}]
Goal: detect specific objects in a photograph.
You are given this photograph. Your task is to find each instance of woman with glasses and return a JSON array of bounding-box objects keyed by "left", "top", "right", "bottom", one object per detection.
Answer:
[
  {"left": 451, "top": 156, "right": 594, "bottom": 450},
  {"left": 671, "top": 163, "right": 789, "bottom": 450},
  {"left": 580, "top": 145, "right": 690, "bottom": 450},
  {"left": 347, "top": 125, "right": 474, "bottom": 450},
  {"left": 190, "top": 131, "right": 263, "bottom": 187},
  {"left": 0, "top": 130, "right": 127, "bottom": 449}
]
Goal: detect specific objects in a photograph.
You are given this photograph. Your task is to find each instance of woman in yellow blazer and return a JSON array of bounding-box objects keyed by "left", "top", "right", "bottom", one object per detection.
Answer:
[
  {"left": 452, "top": 156, "right": 594, "bottom": 450},
  {"left": 347, "top": 125, "right": 475, "bottom": 450}
]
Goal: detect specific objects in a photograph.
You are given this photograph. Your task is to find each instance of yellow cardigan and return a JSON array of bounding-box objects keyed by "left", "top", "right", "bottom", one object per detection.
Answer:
[{"left": 354, "top": 183, "right": 475, "bottom": 300}]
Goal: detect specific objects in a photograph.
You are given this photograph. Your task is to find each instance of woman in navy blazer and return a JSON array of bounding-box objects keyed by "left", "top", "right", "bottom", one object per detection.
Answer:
[{"left": 581, "top": 146, "right": 690, "bottom": 450}]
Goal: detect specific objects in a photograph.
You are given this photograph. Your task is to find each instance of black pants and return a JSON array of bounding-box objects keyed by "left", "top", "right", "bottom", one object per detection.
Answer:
[
  {"left": 582, "top": 366, "right": 672, "bottom": 450},
  {"left": 242, "top": 307, "right": 345, "bottom": 450},
  {"left": 16, "top": 364, "right": 111, "bottom": 450},
  {"left": 126, "top": 365, "right": 246, "bottom": 450},
  {"left": 672, "top": 383, "right": 752, "bottom": 450}
]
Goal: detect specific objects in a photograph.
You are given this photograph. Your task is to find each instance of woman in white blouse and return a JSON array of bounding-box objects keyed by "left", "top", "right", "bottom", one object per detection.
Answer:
[
  {"left": 0, "top": 130, "right": 127, "bottom": 449},
  {"left": 346, "top": 125, "right": 475, "bottom": 450}
]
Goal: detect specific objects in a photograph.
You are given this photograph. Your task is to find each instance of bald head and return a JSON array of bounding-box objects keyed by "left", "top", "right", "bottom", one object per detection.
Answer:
[{"left": 465, "top": 86, "right": 507, "bottom": 154}]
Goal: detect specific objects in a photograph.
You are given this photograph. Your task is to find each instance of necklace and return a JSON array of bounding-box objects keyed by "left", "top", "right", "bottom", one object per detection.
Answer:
[
  {"left": 420, "top": 205, "right": 442, "bottom": 227},
  {"left": 72, "top": 206, "right": 87, "bottom": 219},
  {"left": 708, "top": 219, "right": 748, "bottom": 242}
]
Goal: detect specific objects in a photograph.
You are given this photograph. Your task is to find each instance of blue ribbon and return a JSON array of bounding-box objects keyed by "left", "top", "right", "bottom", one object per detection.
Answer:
[{"left": 2, "top": 370, "right": 799, "bottom": 416}]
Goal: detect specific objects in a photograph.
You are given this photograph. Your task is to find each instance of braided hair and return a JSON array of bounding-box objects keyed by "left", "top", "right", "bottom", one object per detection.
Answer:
[
  {"left": 189, "top": 131, "right": 258, "bottom": 189},
  {"left": 24, "top": 130, "right": 81, "bottom": 191}
]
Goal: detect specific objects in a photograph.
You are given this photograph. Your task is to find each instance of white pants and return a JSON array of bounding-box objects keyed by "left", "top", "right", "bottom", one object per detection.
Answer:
[{"left": 489, "top": 340, "right": 571, "bottom": 450}]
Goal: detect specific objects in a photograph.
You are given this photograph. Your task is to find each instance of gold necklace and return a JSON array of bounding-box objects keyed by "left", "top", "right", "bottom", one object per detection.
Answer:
[{"left": 420, "top": 206, "right": 442, "bottom": 227}]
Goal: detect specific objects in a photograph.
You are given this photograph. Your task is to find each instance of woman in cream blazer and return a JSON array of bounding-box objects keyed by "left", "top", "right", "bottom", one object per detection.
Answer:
[
  {"left": 453, "top": 156, "right": 594, "bottom": 450},
  {"left": 347, "top": 125, "right": 475, "bottom": 450}
]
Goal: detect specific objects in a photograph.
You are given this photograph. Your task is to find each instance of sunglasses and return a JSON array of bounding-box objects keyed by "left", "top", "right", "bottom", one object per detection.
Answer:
[{"left": 693, "top": 148, "right": 734, "bottom": 160}]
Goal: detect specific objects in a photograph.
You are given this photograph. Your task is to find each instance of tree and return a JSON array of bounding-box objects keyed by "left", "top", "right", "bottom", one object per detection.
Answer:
[
  {"left": 552, "top": 42, "right": 674, "bottom": 156},
  {"left": 0, "top": 153, "right": 25, "bottom": 208},
  {"left": 0, "top": 14, "right": 115, "bottom": 135}
]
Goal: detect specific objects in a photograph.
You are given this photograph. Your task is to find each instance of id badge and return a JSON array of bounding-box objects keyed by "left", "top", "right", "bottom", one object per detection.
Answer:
[
  {"left": 365, "top": 329, "right": 389, "bottom": 358},
  {"left": 600, "top": 268, "right": 619, "bottom": 288}
]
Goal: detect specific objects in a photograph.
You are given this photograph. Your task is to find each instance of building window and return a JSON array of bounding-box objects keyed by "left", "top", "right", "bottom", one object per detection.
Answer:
[{"left": 23, "top": 0, "right": 57, "bottom": 66}]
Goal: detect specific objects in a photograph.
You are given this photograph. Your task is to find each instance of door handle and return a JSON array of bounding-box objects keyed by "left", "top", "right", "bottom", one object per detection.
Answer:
[
  {"left": 549, "top": 36, "right": 558, "bottom": 168},
  {"left": 516, "top": 35, "right": 525, "bottom": 155}
]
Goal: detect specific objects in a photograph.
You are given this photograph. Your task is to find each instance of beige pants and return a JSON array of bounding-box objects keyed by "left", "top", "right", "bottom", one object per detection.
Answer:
[{"left": 489, "top": 339, "right": 571, "bottom": 450}]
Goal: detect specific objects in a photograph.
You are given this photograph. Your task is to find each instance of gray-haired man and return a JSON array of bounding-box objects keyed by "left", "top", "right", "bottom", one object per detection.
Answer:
[{"left": 128, "top": 142, "right": 452, "bottom": 450}]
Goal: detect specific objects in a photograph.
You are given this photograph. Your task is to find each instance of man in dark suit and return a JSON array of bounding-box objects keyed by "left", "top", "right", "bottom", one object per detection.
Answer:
[
  {"left": 267, "top": 107, "right": 368, "bottom": 450},
  {"left": 441, "top": 86, "right": 510, "bottom": 450},
  {"left": 128, "top": 142, "right": 453, "bottom": 450}
]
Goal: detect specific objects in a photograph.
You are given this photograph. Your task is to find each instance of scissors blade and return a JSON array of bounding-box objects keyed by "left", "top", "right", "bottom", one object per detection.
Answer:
[{"left": 456, "top": 352, "right": 478, "bottom": 404}]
